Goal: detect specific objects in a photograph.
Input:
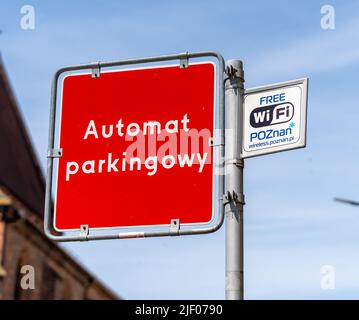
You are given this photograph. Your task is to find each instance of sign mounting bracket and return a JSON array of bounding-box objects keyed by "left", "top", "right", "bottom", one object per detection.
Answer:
[
  {"left": 209, "top": 136, "right": 224, "bottom": 147},
  {"left": 80, "top": 224, "right": 89, "bottom": 240},
  {"left": 169, "top": 219, "right": 180, "bottom": 236},
  {"left": 179, "top": 52, "right": 189, "bottom": 69},
  {"left": 91, "top": 62, "right": 101, "bottom": 78},
  {"left": 47, "top": 148, "right": 63, "bottom": 158}
]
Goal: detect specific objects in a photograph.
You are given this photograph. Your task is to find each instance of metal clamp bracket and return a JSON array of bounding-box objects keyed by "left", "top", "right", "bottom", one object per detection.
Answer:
[
  {"left": 91, "top": 62, "right": 101, "bottom": 78},
  {"left": 179, "top": 53, "right": 189, "bottom": 69},
  {"left": 169, "top": 219, "right": 180, "bottom": 236},
  {"left": 225, "top": 64, "right": 237, "bottom": 77},
  {"left": 209, "top": 136, "right": 225, "bottom": 147},
  {"left": 223, "top": 191, "right": 245, "bottom": 206},
  {"left": 47, "top": 148, "right": 63, "bottom": 158},
  {"left": 225, "top": 158, "right": 244, "bottom": 168},
  {"left": 80, "top": 224, "right": 89, "bottom": 240},
  {"left": 225, "top": 63, "right": 244, "bottom": 81}
]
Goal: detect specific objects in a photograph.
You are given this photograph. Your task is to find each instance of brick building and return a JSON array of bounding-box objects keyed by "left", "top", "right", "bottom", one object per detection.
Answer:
[{"left": 0, "top": 57, "right": 119, "bottom": 300}]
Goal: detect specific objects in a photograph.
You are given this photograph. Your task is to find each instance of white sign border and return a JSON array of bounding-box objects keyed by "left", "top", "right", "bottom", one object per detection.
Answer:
[{"left": 53, "top": 62, "right": 218, "bottom": 233}]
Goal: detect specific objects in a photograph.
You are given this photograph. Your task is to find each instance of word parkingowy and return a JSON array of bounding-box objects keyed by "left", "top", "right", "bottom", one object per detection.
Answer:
[{"left": 65, "top": 152, "right": 209, "bottom": 181}]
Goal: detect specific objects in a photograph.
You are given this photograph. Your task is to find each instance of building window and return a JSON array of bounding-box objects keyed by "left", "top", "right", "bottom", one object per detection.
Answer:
[
  {"left": 62, "top": 281, "right": 73, "bottom": 300},
  {"left": 41, "top": 264, "right": 60, "bottom": 300}
]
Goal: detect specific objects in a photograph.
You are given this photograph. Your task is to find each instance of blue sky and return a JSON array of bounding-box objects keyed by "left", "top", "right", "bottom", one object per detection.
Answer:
[{"left": 1, "top": 0, "right": 359, "bottom": 299}]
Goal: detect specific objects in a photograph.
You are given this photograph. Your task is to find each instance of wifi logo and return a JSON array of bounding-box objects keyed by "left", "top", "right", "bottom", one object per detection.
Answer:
[{"left": 249, "top": 102, "right": 294, "bottom": 128}]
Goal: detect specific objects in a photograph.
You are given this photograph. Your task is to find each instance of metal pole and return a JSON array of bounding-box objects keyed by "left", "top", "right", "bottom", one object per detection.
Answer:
[{"left": 225, "top": 60, "right": 245, "bottom": 300}]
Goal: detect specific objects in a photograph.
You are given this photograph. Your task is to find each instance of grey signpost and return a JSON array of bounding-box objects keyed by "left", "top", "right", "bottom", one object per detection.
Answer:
[
  {"left": 224, "top": 60, "right": 245, "bottom": 300},
  {"left": 223, "top": 64, "right": 308, "bottom": 300}
]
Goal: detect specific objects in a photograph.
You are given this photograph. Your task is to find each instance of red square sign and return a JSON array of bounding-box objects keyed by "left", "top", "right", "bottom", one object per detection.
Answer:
[{"left": 54, "top": 62, "right": 215, "bottom": 231}]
